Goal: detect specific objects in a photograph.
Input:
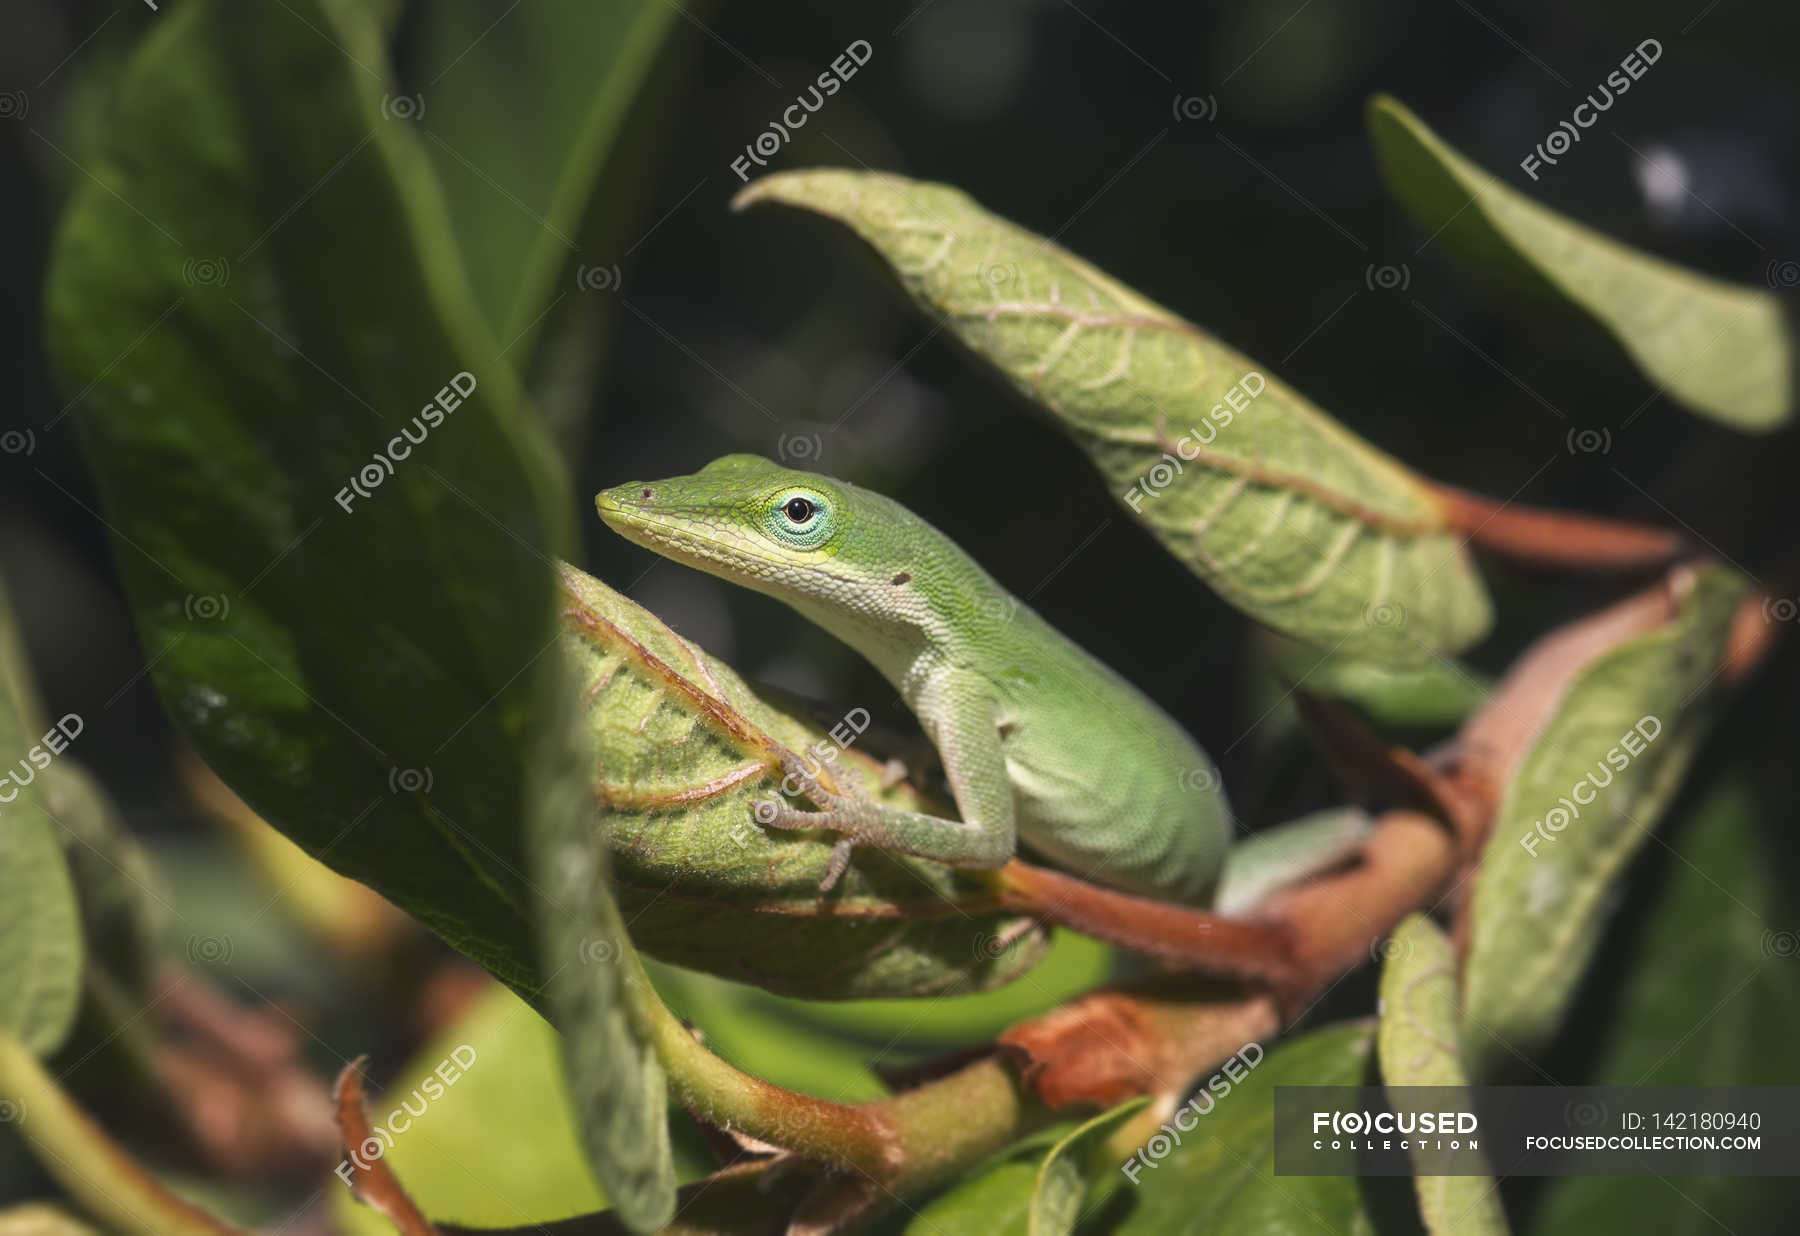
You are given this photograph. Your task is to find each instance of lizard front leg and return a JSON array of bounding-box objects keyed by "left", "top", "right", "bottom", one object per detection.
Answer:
[{"left": 752, "top": 675, "right": 1015, "bottom": 890}]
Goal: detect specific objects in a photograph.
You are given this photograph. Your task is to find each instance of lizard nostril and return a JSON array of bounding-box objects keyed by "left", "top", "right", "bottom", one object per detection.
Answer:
[{"left": 640, "top": 488, "right": 654, "bottom": 501}]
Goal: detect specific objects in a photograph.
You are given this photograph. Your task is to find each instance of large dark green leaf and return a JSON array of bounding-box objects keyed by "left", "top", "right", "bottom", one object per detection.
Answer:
[
  {"left": 1369, "top": 96, "right": 1791, "bottom": 432},
  {"left": 0, "top": 577, "right": 82, "bottom": 1057},
  {"left": 559, "top": 563, "right": 1049, "bottom": 999},
  {"left": 414, "top": 0, "right": 678, "bottom": 354},
  {"left": 1461, "top": 564, "right": 1746, "bottom": 1076},
  {"left": 1099, "top": 1023, "right": 1379, "bottom": 1234},
  {"left": 1526, "top": 771, "right": 1800, "bottom": 1234},
  {"left": 44, "top": 2, "right": 675, "bottom": 1225},
  {"left": 47, "top": 0, "right": 570, "bottom": 993},
  {"left": 735, "top": 170, "right": 1491, "bottom": 665}
]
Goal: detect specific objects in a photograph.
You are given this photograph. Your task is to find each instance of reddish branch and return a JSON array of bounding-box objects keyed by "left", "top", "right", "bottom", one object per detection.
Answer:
[
  {"left": 637, "top": 563, "right": 1776, "bottom": 1232},
  {"left": 1433, "top": 483, "right": 1686, "bottom": 569}
]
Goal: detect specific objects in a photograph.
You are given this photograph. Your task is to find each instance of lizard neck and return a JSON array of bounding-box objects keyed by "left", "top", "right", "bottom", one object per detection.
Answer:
[{"left": 787, "top": 590, "right": 944, "bottom": 702}]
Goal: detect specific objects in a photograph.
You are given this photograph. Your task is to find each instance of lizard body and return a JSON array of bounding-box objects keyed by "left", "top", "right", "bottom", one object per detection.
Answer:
[{"left": 597, "top": 455, "right": 1360, "bottom": 910}]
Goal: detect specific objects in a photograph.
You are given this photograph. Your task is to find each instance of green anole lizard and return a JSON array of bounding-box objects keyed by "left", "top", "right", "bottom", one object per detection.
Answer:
[{"left": 596, "top": 455, "right": 1368, "bottom": 981}]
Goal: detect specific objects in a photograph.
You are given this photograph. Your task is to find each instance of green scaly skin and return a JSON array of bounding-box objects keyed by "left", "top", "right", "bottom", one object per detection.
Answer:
[
  {"left": 596, "top": 454, "right": 1233, "bottom": 905},
  {"left": 598, "top": 455, "right": 1372, "bottom": 914}
]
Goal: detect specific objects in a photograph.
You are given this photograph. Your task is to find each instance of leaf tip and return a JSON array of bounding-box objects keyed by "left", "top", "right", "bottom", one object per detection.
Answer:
[{"left": 730, "top": 169, "right": 843, "bottom": 214}]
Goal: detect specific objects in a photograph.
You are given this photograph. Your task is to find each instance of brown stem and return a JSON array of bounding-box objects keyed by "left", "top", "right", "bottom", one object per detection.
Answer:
[
  {"left": 994, "top": 861, "right": 1301, "bottom": 993},
  {"left": 1433, "top": 483, "right": 1685, "bottom": 569},
  {"left": 333, "top": 1059, "right": 440, "bottom": 1236},
  {"left": 553, "top": 558, "right": 1778, "bottom": 1233}
]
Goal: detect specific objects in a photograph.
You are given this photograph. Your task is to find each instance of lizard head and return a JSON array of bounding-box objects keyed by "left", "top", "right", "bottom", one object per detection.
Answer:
[{"left": 595, "top": 455, "right": 874, "bottom": 603}]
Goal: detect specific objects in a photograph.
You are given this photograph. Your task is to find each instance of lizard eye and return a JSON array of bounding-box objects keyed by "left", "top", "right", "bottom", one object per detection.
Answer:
[{"left": 783, "top": 497, "right": 815, "bottom": 523}]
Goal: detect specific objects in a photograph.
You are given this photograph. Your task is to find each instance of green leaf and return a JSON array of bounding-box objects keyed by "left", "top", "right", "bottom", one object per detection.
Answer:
[
  {"left": 646, "top": 932, "right": 1110, "bottom": 1106},
  {"left": 1377, "top": 915, "right": 1507, "bottom": 1236},
  {"left": 330, "top": 982, "right": 707, "bottom": 1235},
  {"left": 754, "top": 930, "right": 1113, "bottom": 1049},
  {"left": 559, "top": 562, "right": 1051, "bottom": 999},
  {"left": 1261, "top": 632, "right": 1490, "bottom": 728},
  {"left": 530, "top": 653, "right": 676, "bottom": 1232},
  {"left": 734, "top": 170, "right": 1491, "bottom": 665},
  {"left": 905, "top": 1120, "right": 1082, "bottom": 1236},
  {"left": 415, "top": 0, "right": 679, "bottom": 354},
  {"left": 1368, "top": 95, "right": 1791, "bottom": 432},
  {"left": 1460, "top": 564, "right": 1747, "bottom": 1077},
  {"left": 647, "top": 962, "right": 892, "bottom": 1103},
  {"left": 41, "top": 762, "right": 167, "bottom": 997},
  {"left": 1105, "top": 1023, "right": 1379, "bottom": 1234},
  {"left": 45, "top": 7, "right": 675, "bottom": 1223},
  {"left": 1030, "top": 1099, "right": 1151, "bottom": 1236},
  {"left": 1527, "top": 771, "right": 1800, "bottom": 1234},
  {"left": 904, "top": 1100, "right": 1147, "bottom": 1236},
  {"left": 46, "top": 0, "right": 573, "bottom": 992},
  {"left": 0, "top": 574, "right": 83, "bottom": 1058}
]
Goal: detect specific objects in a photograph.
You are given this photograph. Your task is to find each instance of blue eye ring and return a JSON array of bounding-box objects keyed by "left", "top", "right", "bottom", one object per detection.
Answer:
[{"left": 765, "top": 486, "right": 835, "bottom": 549}]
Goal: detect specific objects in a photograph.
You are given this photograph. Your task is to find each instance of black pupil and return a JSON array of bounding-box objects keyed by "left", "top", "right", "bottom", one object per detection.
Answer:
[{"left": 784, "top": 497, "right": 815, "bottom": 522}]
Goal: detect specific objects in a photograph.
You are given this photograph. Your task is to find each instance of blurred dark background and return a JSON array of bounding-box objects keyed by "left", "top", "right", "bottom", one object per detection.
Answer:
[{"left": 6, "top": 0, "right": 1796, "bottom": 838}]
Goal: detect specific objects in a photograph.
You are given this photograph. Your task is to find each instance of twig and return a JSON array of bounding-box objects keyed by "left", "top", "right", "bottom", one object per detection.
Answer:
[
  {"left": 332, "top": 1058, "right": 440, "bottom": 1236},
  {"left": 0, "top": 1033, "right": 245, "bottom": 1236},
  {"left": 1433, "top": 483, "right": 1686, "bottom": 569}
]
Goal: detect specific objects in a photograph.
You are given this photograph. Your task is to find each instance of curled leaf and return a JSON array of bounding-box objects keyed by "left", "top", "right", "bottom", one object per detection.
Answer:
[
  {"left": 1369, "top": 95, "right": 1791, "bottom": 432},
  {"left": 1460, "top": 563, "right": 1748, "bottom": 1076},
  {"left": 559, "top": 562, "right": 1048, "bottom": 999},
  {"left": 735, "top": 169, "right": 1491, "bottom": 664},
  {"left": 1377, "top": 915, "right": 1507, "bottom": 1236},
  {"left": 1029, "top": 1098, "right": 1149, "bottom": 1236}
]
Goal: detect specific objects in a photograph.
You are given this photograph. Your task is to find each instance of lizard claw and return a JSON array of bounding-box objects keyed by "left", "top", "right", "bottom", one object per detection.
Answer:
[
  {"left": 748, "top": 798, "right": 856, "bottom": 893},
  {"left": 820, "top": 839, "right": 855, "bottom": 892},
  {"left": 749, "top": 796, "right": 836, "bottom": 833}
]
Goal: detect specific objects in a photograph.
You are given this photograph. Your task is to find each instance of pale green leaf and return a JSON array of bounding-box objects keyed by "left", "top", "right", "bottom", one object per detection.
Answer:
[
  {"left": 1261, "top": 632, "right": 1490, "bottom": 728},
  {"left": 330, "top": 983, "right": 709, "bottom": 1235},
  {"left": 1377, "top": 914, "right": 1507, "bottom": 1236},
  {"left": 559, "top": 562, "right": 1050, "bottom": 999},
  {"left": 734, "top": 170, "right": 1491, "bottom": 665},
  {"left": 1368, "top": 95, "right": 1791, "bottom": 432},
  {"left": 0, "top": 575, "right": 83, "bottom": 1058},
  {"left": 42, "top": 762, "right": 166, "bottom": 996},
  {"left": 1030, "top": 1099, "right": 1150, "bottom": 1236},
  {"left": 0, "top": 1204, "right": 104, "bottom": 1236},
  {"left": 1461, "top": 563, "right": 1747, "bottom": 1077},
  {"left": 747, "top": 930, "right": 1113, "bottom": 1051}
]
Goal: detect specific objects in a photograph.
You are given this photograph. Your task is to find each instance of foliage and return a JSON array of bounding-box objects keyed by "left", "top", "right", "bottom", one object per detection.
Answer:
[{"left": 4, "top": 5, "right": 1792, "bottom": 1236}]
